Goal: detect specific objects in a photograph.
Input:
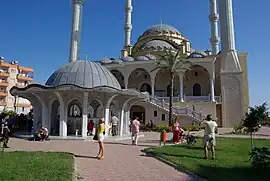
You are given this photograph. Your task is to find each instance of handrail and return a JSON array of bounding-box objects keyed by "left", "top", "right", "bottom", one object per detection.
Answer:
[{"left": 149, "top": 97, "right": 204, "bottom": 121}]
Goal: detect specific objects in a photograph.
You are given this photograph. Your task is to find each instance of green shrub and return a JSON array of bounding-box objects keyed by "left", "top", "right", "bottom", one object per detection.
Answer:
[
  {"left": 153, "top": 124, "right": 172, "bottom": 132},
  {"left": 182, "top": 125, "right": 201, "bottom": 131},
  {"left": 1, "top": 110, "right": 16, "bottom": 118},
  {"left": 233, "top": 124, "right": 248, "bottom": 134},
  {"left": 249, "top": 147, "right": 270, "bottom": 169}
]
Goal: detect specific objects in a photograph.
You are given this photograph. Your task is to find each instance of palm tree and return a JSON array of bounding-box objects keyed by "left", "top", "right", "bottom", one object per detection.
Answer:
[
  {"left": 243, "top": 102, "right": 269, "bottom": 150},
  {"left": 151, "top": 49, "right": 192, "bottom": 126}
]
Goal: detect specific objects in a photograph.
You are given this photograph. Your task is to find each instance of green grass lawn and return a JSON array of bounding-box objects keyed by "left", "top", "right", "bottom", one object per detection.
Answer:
[
  {"left": 146, "top": 138, "right": 270, "bottom": 181},
  {"left": 0, "top": 151, "right": 74, "bottom": 181}
]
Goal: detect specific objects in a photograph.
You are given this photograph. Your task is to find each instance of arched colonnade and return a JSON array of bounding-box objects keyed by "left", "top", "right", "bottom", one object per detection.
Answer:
[
  {"left": 11, "top": 87, "right": 146, "bottom": 137},
  {"left": 110, "top": 63, "right": 216, "bottom": 102}
]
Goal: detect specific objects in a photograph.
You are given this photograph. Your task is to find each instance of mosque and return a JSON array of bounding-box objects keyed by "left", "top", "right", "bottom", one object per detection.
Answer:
[{"left": 10, "top": 0, "right": 249, "bottom": 137}]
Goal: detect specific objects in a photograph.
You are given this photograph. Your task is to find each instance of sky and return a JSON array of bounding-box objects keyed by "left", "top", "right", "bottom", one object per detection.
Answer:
[{"left": 0, "top": 0, "right": 269, "bottom": 106}]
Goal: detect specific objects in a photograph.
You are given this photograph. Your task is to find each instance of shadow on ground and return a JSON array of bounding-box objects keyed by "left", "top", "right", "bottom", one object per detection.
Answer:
[
  {"left": 197, "top": 165, "right": 268, "bottom": 181},
  {"left": 104, "top": 141, "right": 156, "bottom": 148},
  {"left": 74, "top": 154, "right": 97, "bottom": 159}
]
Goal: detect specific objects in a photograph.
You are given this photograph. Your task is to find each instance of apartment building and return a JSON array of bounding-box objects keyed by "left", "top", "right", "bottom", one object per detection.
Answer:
[{"left": 0, "top": 56, "right": 33, "bottom": 114}]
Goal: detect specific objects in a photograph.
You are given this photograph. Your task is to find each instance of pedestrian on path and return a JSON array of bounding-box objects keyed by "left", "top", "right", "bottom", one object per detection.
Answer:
[
  {"left": 111, "top": 114, "right": 119, "bottom": 136},
  {"left": 172, "top": 118, "right": 181, "bottom": 144},
  {"left": 200, "top": 114, "right": 218, "bottom": 160},
  {"left": 96, "top": 118, "right": 105, "bottom": 160},
  {"left": 131, "top": 117, "right": 140, "bottom": 145}
]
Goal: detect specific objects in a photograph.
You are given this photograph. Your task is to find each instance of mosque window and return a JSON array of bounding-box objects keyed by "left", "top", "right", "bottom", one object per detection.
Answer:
[
  {"left": 69, "top": 105, "right": 81, "bottom": 117},
  {"left": 193, "top": 83, "right": 202, "bottom": 96},
  {"left": 144, "top": 74, "right": 148, "bottom": 79},
  {"left": 154, "top": 110, "right": 157, "bottom": 117},
  {"left": 195, "top": 72, "right": 198, "bottom": 76},
  {"left": 161, "top": 114, "right": 165, "bottom": 121}
]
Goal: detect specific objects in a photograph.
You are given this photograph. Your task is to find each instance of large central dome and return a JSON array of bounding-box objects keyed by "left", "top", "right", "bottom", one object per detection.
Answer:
[
  {"left": 142, "top": 24, "right": 181, "bottom": 36},
  {"left": 45, "top": 60, "right": 121, "bottom": 89}
]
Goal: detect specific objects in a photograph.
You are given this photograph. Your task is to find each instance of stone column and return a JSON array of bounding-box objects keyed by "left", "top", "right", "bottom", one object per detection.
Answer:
[
  {"left": 82, "top": 92, "right": 88, "bottom": 137},
  {"left": 42, "top": 105, "right": 49, "bottom": 128},
  {"left": 179, "top": 73, "right": 184, "bottom": 102},
  {"left": 59, "top": 103, "right": 67, "bottom": 137},
  {"left": 125, "top": 110, "right": 130, "bottom": 134},
  {"left": 104, "top": 107, "right": 110, "bottom": 136},
  {"left": 120, "top": 108, "right": 125, "bottom": 136},
  {"left": 151, "top": 75, "right": 155, "bottom": 97},
  {"left": 210, "top": 79, "right": 215, "bottom": 102}
]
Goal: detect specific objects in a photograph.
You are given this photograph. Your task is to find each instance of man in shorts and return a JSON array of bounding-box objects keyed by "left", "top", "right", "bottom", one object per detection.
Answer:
[{"left": 200, "top": 114, "right": 218, "bottom": 159}]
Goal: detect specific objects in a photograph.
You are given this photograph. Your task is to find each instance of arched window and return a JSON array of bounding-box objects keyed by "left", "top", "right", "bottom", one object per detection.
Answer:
[
  {"left": 154, "top": 110, "right": 157, "bottom": 117},
  {"left": 161, "top": 114, "right": 165, "bottom": 121},
  {"left": 140, "top": 83, "right": 152, "bottom": 95},
  {"left": 69, "top": 105, "right": 81, "bottom": 117},
  {"left": 193, "top": 83, "right": 201, "bottom": 96}
]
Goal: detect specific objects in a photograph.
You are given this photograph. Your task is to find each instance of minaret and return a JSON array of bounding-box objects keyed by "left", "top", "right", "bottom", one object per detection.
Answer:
[
  {"left": 209, "top": 0, "right": 219, "bottom": 55},
  {"left": 218, "top": 0, "right": 244, "bottom": 127},
  {"left": 121, "top": 0, "right": 133, "bottom": 58},
  {"left": 69, "top": 0, "right": 84, "bottom": 62},
  {"left": 219, "top": 0, "right": 241, "bottom": 72}
]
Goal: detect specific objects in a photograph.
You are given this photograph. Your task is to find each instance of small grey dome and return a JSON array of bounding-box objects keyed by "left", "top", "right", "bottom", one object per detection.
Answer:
[
  {"left": 122, "top": 56, "right": 134, "bottom": 62},
  {"left": 112, "top": 59, "right": 123, "bottom": 64},
  {"left": 135, "top": 54, "right": 157, "bottom": 61},
  {"left": 143, "top": 24, "right": 181, "bottom": 36},
  {"left": 45, "top": 60, "right": 121, "bottom": 89},
  {"left": 135, "top": 56, "right": 150, "bottom": 61},
  {"left": 187, "top": 51, "right": 207, "bottom": 58},
  {"left": 141, "top": 40, "right": 175, "bottom": 50},
  {"left": 100, "top": 58, "right": 112, "bottom": 64}
]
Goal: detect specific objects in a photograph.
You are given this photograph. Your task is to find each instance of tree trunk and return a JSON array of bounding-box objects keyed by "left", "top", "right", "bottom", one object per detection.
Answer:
[
  {"left": 168, "top": 73, "right": 174, "bottom": 126},
  {"left": 250, "top": 132, "right": 253, "bottom": 151}
]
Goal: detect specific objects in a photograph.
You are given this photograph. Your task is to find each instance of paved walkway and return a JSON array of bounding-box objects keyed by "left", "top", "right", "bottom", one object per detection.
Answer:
[{"left": 7, "top": 132, "right": 199, "bottom": 181}]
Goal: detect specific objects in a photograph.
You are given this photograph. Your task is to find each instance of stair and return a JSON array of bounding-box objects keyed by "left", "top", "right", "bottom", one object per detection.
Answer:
[{"left": 148, "top": 97, "right": 204, "bottom": 122}]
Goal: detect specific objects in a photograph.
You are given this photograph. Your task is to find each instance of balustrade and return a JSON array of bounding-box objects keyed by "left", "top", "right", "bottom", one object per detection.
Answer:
[{"left": 149, "top": 97, "right": 204, "bottom": 121}]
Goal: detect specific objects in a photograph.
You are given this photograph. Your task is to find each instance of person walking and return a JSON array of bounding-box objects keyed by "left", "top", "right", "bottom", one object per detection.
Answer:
[
  {"left": 96, "top": 118, "right": 105, "bottom": 160},
  {"left": 111, "top": 114, "right": 119, "bottom": 136},
  {"left": 200, "top": 114, "right": 218, "bottom": 160},
  {"left": 87, "top": 120, "right": 94, "bottom": 136},
  {"left": 172, "top": 118, "right": 181, "bottom": 144},
  {"left": 131, "top": 117, "right": 140, "bottom": 145},
  {"left": 1, "top": 116, "right": 10, "bottom": 148}
]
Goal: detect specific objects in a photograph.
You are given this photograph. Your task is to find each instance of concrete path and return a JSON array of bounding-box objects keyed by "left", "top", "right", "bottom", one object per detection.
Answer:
[{"left": 6, "top": 133, "right": 199, "bottom": 181}]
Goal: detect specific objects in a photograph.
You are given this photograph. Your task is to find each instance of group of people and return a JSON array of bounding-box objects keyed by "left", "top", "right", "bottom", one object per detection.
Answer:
[
  {"left": 31, "top": 126, "right": 49, "bottom": 141},
  {"left": 171, "top": 114, "right": 218, "bottom": 160},
  {"left": 87, "top": 114, "right": 120, "bottom": 137}
]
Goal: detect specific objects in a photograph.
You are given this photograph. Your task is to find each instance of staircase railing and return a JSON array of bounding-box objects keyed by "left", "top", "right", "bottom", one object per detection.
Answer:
[{"left": 149, "top": 97, "right": 204, "bottom": 121}]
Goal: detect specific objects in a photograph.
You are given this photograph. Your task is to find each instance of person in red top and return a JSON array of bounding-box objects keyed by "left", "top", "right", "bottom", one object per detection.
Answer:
[
  {"left": 172, "top": 118, "right": 181, "bottom": 144},
  {"left": 88, "top": 120, "right": 94, "bottom": 136}
]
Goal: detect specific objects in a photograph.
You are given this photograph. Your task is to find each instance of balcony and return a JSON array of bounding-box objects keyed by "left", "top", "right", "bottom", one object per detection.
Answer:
[
  {"left": 0, "top": 71, "right": 9, "bottom": 77},
  {"left": 156, "top": 95, "right": 222, "bottom": 103},
  {"left": 0, "top": 81, "right": 8, "bottom": 87},
  {"left": 17, "top": 74, "right": 33, "bottom": 81},
  {"left": 15, "top": 103, "right": 31, "bottom": 108},
  {"left": 0, "top": 91, "right": 8, "bottom": 97}
]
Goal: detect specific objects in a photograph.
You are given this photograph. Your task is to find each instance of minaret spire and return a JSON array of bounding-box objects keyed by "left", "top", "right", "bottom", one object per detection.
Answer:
[
  {"left": 122, "top": 0, "right": 133, "bottom": 57},
  {"left": 69, "top": 0, "right": 84, "bottom": 62},
  {"left": 219, "top": 0, "right": 241, "bottom": 72},
  {"left": 209, "top": 0, "right": 219, "bottom": 55}
]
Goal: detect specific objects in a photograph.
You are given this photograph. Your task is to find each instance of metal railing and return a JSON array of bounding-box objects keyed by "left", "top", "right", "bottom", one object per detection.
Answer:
[
  {"left": 149, "top": 97, "right": 204, "bottom": 121},
  {"left": 155, "top": 95, "right": 222, "bottom": 103}
]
